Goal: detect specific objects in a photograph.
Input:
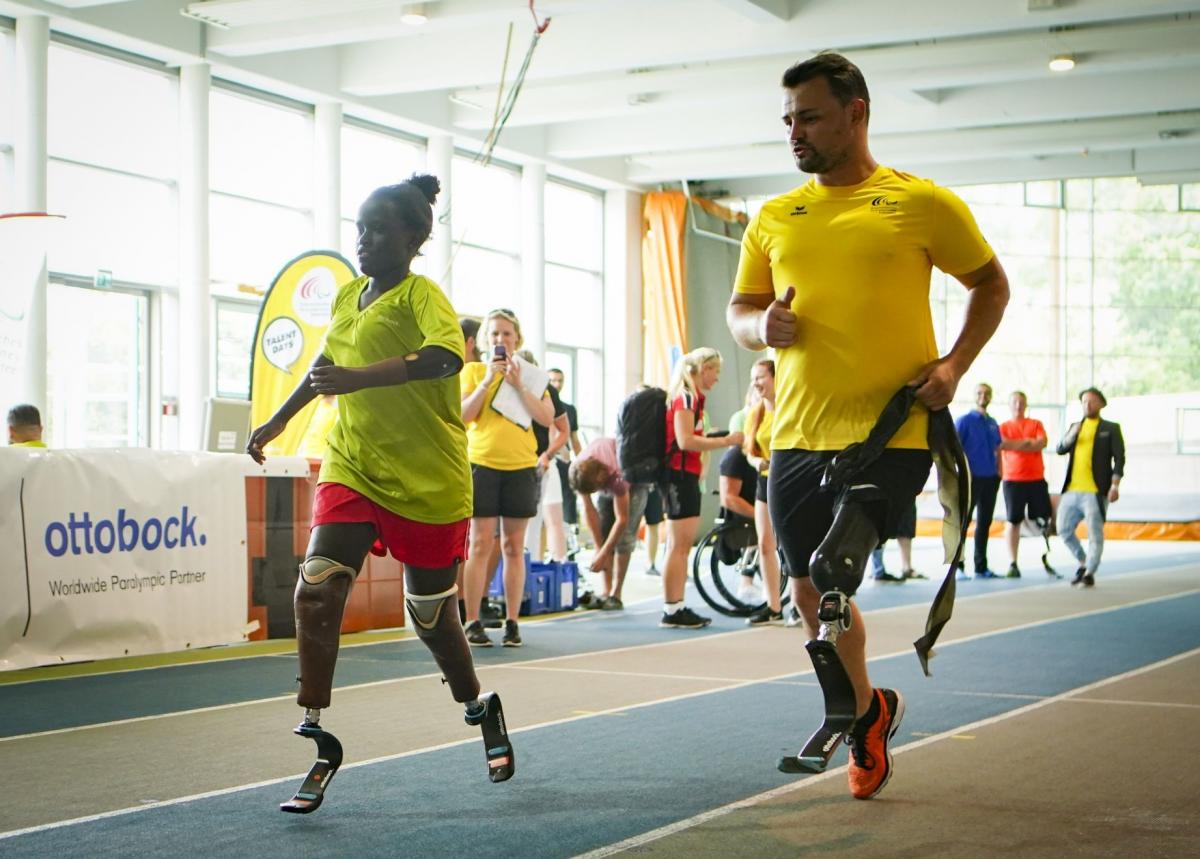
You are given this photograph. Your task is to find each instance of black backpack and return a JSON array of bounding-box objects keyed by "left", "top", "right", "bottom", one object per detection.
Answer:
[{"left": 616, "top": 387, "right": 669, "bottom": 484}]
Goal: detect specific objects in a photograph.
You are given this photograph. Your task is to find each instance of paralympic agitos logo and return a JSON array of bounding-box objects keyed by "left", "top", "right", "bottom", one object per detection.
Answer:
[{"left": 43, "top": 507, "right": 207, "bottom": 557}]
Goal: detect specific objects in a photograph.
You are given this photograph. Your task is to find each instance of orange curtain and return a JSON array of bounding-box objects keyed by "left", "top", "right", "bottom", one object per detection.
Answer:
[{"left": 641, "top": 192, "right": 688, "bottom": 389}]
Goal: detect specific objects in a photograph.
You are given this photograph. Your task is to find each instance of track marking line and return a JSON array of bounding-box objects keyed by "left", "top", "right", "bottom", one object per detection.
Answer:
[
  {"left": 4, "top": 586, "right": 1196, "bottom": 744},
  {"left": 574, "top": 645, "right": 1200, "bottom": 858},
  {"left": 0, "top": 664, "right": 825, "bottom": 840}
]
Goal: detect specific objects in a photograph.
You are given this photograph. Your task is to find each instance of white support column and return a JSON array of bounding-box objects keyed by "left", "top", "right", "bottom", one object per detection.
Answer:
[
  {"left": 15, "top": 16, "right": 49, "bottom": 414},
  {"left": 178, "top": 63, "right": 211, "bottom": 450},
  {"left": 603, "top": 188, "right": 643, "bottom": 434},
  {"left": 426, "top": 134, "right": 453, "bottom": 294},
  {"left": 520, "top": 162, "right": 546, "bottom": 361},
  {"left": 313, "top": 102, "right": 342, "bottom": 250}
]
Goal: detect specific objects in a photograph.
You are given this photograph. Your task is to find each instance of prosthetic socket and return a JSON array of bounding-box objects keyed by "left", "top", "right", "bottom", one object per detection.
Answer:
[
  {"left": 808, "top": 484, "right": 886, "bottom": 602},
  {"left": 295, "top": 556, "right": 356, "bottom": 710},
  {"left": 405, "top": 585, "right": 481, "bottom": 703}
]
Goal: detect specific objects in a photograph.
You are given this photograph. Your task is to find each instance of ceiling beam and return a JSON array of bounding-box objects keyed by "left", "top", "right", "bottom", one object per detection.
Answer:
[{"left": 710, "top": 0, "right": 792, "bottom": 24}]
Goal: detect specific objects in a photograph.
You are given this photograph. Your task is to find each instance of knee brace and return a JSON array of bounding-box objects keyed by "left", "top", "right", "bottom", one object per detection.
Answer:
[
  {"left": 406, "top": 584, "right": 481, "bottom": 704},
  {"left": 294, "top": 556, "right": 356, "bottom": 710},
  {"left": 808, "top": 485, "right": 884, "bottom": 599}
]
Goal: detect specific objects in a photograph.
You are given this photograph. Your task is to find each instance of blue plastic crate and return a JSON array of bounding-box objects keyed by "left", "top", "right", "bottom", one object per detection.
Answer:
[
  {"left": 488, "top": 553, "right": 554, "bottom": 616},
  {"left": 553, "top": 561, "right": 579, "bottom": 611}
]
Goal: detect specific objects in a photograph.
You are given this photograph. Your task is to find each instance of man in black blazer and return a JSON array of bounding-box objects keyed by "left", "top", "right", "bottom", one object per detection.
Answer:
[{"left": 1056, "top": 387, "right": 1125, "bottom": 587}]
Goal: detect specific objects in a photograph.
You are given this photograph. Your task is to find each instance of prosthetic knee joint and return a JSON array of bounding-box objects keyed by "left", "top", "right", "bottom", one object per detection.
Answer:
[
  {"left": 406, "top": 584, "right": 481, "bottom": 703},
  {"left": 294, "top": 556, "right": 356, "bottom": 712}
]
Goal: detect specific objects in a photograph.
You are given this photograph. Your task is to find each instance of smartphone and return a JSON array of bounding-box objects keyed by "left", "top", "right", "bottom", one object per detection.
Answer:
[{"left": 493, "top": 344, "right": 507, "bottom": 361}]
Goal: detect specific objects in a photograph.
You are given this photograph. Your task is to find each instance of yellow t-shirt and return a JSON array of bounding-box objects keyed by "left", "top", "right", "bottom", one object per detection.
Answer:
[
  {"left": 317, "top": 274, "right": 472, "bottom": 524},
  {"left": 734, "top": 166, "right": 994, "bottom": 451},
  {"left": 11, "top": 440, "right": 47, "bottom": 448},
  {"left": 1066, "top": 418, "right": 1100, "bottom": 493},
  {"left": 460, "top": 361, "right": 547, "bottom": 471},
  {"left": 755, "top": 407, "right": 774, "bottom": 475}
]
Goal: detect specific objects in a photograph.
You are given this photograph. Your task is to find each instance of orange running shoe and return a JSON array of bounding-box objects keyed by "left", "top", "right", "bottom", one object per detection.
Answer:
[{"left": 847, "top": 688, "right": 904, "bottom": 800}]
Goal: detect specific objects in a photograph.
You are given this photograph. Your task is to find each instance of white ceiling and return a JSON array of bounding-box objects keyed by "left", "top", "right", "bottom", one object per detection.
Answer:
[{"left": 6, "top": 0, "right": 1200, "bottom": 194}]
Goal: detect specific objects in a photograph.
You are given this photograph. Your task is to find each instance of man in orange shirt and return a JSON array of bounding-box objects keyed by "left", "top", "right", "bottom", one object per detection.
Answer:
[{"left": 998, "top": 391, "right": 1058, "bottom": 578}]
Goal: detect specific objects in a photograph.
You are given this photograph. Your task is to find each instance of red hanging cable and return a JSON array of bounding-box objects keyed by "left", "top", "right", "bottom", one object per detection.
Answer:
[{"left": 529, "top": 0, "right": 551, "bottom": 35}]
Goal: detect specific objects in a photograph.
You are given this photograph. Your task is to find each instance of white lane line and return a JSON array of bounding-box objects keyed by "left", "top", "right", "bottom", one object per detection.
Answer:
[
  {"left": 575, "top": 645, "right": 1200, "bottom": 858},
  {"left": 0, "top": 664, "right": 821, "bottom": 841},
  {"left": 506, "top": 664, "right": 818, "bottom": 685},
  {"left": 4, "top": 585, "right": 1197, "bottom": 745},
  {"left": 3, "top": 632, "right": 1198, "bottom": 839},
  {"left": 928, "top": 687, "right": 1200, "bottom": 710}
]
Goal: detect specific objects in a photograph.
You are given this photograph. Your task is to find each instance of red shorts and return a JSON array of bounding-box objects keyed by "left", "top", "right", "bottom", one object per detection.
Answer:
[{"left": 311, "top": 482, "right": 469, "bottom": 569}]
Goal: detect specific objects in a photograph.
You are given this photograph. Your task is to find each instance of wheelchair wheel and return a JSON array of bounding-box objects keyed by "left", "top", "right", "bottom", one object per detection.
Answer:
[{"left": 692, "top": 521, "right": 789, "bottom": 618}]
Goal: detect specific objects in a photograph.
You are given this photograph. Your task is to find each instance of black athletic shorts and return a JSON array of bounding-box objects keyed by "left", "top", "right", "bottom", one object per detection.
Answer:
[
  {"left": 768, "top": 448, "right": 931, "bottom": 578},
  {"left": 660, "top": 470, "right": 702, "bottom": 520},
  {"left": 756, "top": 473, "right": 769, "bottom": 504},
  {"left": 1003, "top": 479, "right": 1052, "bottom": 524},
  {"left": 471, "top": 464, "right": 539, "bottom": 519},
  {"left": 643, "top": 483, "right": 664, "bottom": 525}
]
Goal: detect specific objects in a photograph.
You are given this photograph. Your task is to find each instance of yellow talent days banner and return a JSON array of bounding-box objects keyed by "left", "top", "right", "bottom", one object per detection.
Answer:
[{"left": 249, "top": 250, "right": 357, "bottom": 458}]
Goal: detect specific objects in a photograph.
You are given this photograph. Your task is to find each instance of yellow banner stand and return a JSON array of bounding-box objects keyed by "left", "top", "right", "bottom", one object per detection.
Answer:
[{"left": 249, "top": 250, "right": 357, "bottom": 458}]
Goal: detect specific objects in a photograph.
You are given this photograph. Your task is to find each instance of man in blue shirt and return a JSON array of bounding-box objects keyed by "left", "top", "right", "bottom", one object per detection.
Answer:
[{"left": 955, "top": 383, "right": 1002, "bottom": 578}]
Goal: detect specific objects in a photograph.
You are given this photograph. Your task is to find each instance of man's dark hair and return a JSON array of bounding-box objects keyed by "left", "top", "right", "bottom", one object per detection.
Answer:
[
  {"left": 781, "top": 52, "right": 870, "bottom": 122},
  {"left": 548, "top": 368, "right": 563, "bottom": 376},
  {"left": 460, "top": 316, "right": 481, "bottom": 342},
  {"left": 1079, "top": 386, "right": 1107, "bottom": 407},
  {"left": 7, "top": 403, "right": 42, "bottom": 428}
]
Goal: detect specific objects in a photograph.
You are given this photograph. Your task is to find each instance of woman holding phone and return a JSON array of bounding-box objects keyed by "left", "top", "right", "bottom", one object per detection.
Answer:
[{"left": 459, "top": 308, "right": 555, "bottom": 647}]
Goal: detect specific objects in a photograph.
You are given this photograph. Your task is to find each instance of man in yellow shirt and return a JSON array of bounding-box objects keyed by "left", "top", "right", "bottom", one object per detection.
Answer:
[
  {"left": 727, "top": 52, "right": 1008, "bottom": 800},
  {"left": 7, "top": 404, "right": 47, "bottom": 447},
  {"left": 1056, "top": 387, "right": 1125, "bottom": 587}
]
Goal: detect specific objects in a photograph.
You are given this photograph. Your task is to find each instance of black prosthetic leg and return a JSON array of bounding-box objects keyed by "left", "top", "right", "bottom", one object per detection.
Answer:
[
  {"left": 281, "top": 556, "right": 356, "bottom": 813},
  {"left": 281, "top": 709, "right": 345, "bottom": 814},
  {"left": 465, "top": 691, "right": 515, "bottom": 782},
  {"left": 779, "top": 487, "right": 880, "bottom": 775}
]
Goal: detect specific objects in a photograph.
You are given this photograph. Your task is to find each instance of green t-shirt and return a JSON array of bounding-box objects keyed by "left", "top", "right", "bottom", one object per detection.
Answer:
[{"left": 317, "top": 274, "right": 472, "bottom": 524}]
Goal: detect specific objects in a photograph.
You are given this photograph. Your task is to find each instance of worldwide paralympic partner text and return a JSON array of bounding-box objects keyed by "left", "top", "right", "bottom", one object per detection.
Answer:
[
  {"left": 48, "top": 570, "right": 209, "bottom": 597},
  {"left": 43, "top": 507, "right": 207, "bottom": 557}
]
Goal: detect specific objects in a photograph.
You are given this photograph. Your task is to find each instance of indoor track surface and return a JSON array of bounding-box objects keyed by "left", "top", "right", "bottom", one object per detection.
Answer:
[{"left": 2, "top": 540, "right": 1198, "bottom": 857}]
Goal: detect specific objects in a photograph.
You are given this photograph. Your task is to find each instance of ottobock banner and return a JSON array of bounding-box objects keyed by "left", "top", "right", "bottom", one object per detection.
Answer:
[
  {"left": 0, "top": 448, "right": 249, "bottom": 672},
  {"left": 249, "top": 250, "right": 356, "bottom": 458}
]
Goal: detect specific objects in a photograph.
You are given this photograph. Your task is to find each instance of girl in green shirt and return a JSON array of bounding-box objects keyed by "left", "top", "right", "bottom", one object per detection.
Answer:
[{"left": 248, "top": 175, "right": 514, "bottom": 813}]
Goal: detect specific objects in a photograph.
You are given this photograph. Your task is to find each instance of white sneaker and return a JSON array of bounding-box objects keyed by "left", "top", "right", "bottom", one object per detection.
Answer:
[
  {"left": 736, "top": 583, "right": 763, "bottom": 603},
  {"left": 784, "top": 606, "right": 804, "bottom": 628}
]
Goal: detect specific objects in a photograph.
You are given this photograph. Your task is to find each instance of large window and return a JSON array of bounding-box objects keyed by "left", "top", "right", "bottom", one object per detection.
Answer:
[
  {"left": 544, "top": 180, "right": 604, "bottom": 439},
  {"left": 44, "top": 43, "right": 172, "bottom": 447},
  {"left": 0, "top": 28, "right": 13, "bottom": 214},
  {"left": 210, "top": 86, "right": 314, "bottom": 291},
  {"left": 450, "top": 156, "right": 520, "bottom": 316},
  {"left": 46, "top": 282, "right": 148, "bottom": 447},
  {"left": 214, "top": 299, "right": 259, "bottom": 399},
  {"left": 47, "top": 43, "right": 177, "bottom": 286},
  {"left": 935, "top": 178, "right": 1200, "bottom": 404}
]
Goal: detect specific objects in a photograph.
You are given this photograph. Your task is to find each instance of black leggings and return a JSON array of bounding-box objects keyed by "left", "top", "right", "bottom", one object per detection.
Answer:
[{"left": 969, "top": 475, "right": 1001, "bottom": 572}]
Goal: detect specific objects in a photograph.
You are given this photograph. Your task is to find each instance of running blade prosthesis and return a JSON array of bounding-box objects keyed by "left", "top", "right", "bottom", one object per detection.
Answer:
[
  {"left": 465, "top": 691, "right": 515, "bottom": 783},
  {"left": 280, "top": 722, "right": 343, "bottom": 814},
  {"left": 779, "top": 592, "right": 857, "bottom": 774}
]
